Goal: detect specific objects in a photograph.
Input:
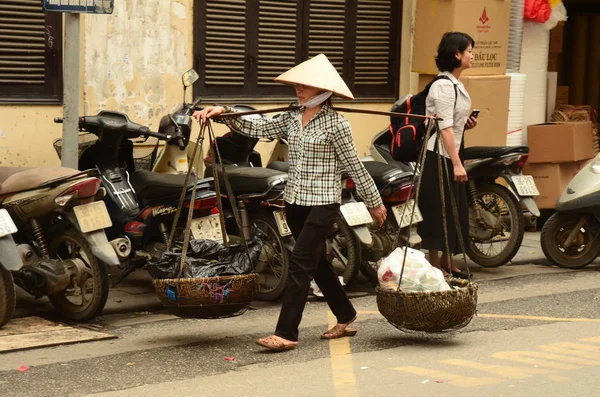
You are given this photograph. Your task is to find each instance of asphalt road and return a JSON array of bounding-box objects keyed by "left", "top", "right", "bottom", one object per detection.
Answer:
[{"left": 0, "top": 262, "right": 599, "bottom": 397}]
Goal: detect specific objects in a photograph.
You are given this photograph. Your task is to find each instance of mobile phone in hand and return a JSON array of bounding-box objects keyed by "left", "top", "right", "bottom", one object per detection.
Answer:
[{"left": 470, "top": 109, "right": 480, "bottom": 119}]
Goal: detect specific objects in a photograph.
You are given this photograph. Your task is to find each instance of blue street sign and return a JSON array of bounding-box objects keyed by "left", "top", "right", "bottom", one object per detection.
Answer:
[{"left": 43, "top": 0, "right": 114, "bottom": 14}]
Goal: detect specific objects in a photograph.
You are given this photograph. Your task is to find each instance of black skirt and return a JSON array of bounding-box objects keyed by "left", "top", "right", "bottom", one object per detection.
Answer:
[{"left": 417, "top": 151, "right": 469, "bottom": 255}]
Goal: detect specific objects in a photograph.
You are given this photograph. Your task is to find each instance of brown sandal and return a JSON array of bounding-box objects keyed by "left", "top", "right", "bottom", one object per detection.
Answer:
[
  {"left": 256, "top": 335, "right": 298, "bottom": 351},
  {"left": 321, "top": 316, "right": 358, "bottom": 340}
]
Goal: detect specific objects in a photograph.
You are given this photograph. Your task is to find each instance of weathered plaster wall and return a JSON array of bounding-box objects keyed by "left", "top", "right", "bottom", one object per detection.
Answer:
[
  {"left": 0, "top": 106, "right": 62, "bottom": 167},
  {"left": 84, "top": 0, "right": 194, "bottom": 130}
]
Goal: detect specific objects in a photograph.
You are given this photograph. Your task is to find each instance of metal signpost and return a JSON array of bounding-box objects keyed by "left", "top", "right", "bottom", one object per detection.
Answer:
[{"left": 43, "top": 1, "right": 114, "bottom": 169}]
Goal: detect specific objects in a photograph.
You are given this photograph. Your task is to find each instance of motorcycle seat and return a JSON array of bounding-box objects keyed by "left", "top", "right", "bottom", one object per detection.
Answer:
[
  {"left": 462, "top": 146, "right": 529, "bottom": 160},
  {"left": 0, "top": 167, "right": 82, "bottom": 195},
  {"left": 207, "top": 165, "right": 287, "bottom": 195},
  {"left": 130, "top": 171, "right": 214, "bottom": 203},
  {"left": 362, "top": 161, "right": 413, "bottom": 189},
  {"left": 267, "top": 161, "right": 289, "bottom": 173}
]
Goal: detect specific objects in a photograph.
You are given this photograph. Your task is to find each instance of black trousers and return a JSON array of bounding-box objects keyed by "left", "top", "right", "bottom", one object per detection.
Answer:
[{"left": 274, "top": 202, "right": 357, "bottom": 342}]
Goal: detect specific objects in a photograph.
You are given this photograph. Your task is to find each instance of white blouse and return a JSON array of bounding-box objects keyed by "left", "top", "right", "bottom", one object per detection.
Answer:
[{"left": 425, "top": 71, "right": 472, "bottom": 159}]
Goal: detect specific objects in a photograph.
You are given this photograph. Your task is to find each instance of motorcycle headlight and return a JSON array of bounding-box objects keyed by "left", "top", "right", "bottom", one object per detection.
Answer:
[{"left": 591, "top": 158, "right": 600, "bottom": 174}]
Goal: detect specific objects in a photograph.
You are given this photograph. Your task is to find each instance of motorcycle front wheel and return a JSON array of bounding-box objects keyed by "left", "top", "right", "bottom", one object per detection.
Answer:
[
  {"left": 466, "top": 183, "right": 524, "bottom": 267},
  {"left": 48, "top": 228, "right": 110, "bottom": 322},
  {"left": 250, "top": 212, "right": 289, "bottom": 301},
  {"left": 541, "top": 213, "right": 600, "bottom": 269},
  {"left": 0, "top": 265, "right": 16, "bottom": 328},
  {"left": 326, "top": 215, "right": 361, "bottom": 285}
]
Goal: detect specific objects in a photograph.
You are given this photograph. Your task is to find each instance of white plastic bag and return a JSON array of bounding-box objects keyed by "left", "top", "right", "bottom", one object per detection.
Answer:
[{"left": 377, "top": 247, "right": 451, "bottom": 292}]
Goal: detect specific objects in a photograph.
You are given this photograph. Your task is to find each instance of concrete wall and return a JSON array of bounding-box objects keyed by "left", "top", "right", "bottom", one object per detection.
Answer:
[{"left": 1, "top": 0, "right": 415, "bottom": 168}]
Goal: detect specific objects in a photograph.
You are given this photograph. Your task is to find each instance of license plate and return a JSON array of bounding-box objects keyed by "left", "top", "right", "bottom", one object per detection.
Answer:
[
  {"left": 392, "top": 200, "right": 424, "bottom": 228},
  {"left": 0, "top": 209, "right": 17, "bottom": 238},
  {"left": 273, "top": 210, "right": 292, "bottom": 237},
  {"left": 191, "top": 214, "right": 223, "bottom": 243},
  {"left": 73, "top": 201, "right": 113, "bottom": 233},
  {"left": 511, "top": 175, "right": 540, "bottom": 196},
  {"left": 340, "top": 202, "right": 373, "bottom": 226}
]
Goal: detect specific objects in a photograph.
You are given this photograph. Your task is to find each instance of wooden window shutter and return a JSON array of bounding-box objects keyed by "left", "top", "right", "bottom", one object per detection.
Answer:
[
  {"left": 0, "top": 0, "right": 63, "bottom": 103},
  {"left": 203, "top": 0, "right": 247, "bottom": 87},
  {"left": 355, "top": 0, "right": 392, "bottom": 86},
  {"left": 308, "top": 0, "right": 345, "bottom": 77},
  {"left": 257, "top": 0, "right": 298, "bottom": 87}
]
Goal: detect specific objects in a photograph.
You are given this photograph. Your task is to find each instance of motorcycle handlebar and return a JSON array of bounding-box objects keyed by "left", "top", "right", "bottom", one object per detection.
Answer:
[
  {"left": 141, "top": 129, "right": 170, "bottom": 141},
  {"left": 54, "top": 117, "right": 64, "bottom": 124}
]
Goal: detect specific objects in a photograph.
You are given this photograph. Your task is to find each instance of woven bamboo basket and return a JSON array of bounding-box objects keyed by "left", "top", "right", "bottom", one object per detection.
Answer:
[
  {"left": 376, "top": 279, "right": 478, "bottom": 333},
  {"left": 153, "top": 274, "right": 259, "bottom": 319}
]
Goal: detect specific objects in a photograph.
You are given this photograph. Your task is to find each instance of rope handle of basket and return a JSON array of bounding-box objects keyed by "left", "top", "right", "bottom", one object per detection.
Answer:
[
  {"left": 395, "top": 118, "right": 436, "bottom": 290},
  {"left": 206, "top": 120, "right": 252, "bottom": 262},
  {"left": 437, "top": 119, "right": 470, "bottom": 277},
  {"left": 166, "top": 121, "right": 208, "bottom": 253}
]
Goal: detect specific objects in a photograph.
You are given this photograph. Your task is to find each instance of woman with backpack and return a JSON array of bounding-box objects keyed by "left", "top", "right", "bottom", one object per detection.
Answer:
[{"left": 418, "top": 32, "right": 478, "bottom": 279}]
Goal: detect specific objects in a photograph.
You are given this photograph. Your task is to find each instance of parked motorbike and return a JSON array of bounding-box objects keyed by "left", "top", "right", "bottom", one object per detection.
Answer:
[
  {"left": 342, "top": 161, "right": 423, "bottom": 284},
  {"left": 541, "top": 155, "right": 600, "bottom": 268},
  {"left": 367, "top": 98, "right": 541, "bottom": 267},
  {"left": 0, "top": 209, "right": 21, "bottom": 328},
  {"left": 53, "top": 111, "right": 218, "bottom": 285},
  {"left": 0, "top": 167, "right": 118, "bottom": 321}
]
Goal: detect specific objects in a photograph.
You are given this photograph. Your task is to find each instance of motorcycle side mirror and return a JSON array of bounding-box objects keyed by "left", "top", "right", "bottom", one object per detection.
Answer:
[
  {"left": 182, "top": 69, "right": 199, "bottom": 87},
  {"left": 181, "top": 69, "right": 199, "bottom": 106}
]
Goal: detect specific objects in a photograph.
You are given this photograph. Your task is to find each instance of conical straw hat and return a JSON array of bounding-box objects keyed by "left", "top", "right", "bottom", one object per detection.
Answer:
[{"left": 274, "top": 54, "right": 354, "bottom": 100}]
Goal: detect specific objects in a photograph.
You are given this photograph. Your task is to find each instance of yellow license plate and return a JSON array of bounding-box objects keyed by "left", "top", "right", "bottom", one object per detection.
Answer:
[
  {"left": 191, "top": 214, "right": 223, "bottom": 243},
  {"left": 73, "top": 201, "right": 113, "bottom": 233},
  {"left": 274, "top": 210, "right": 292, "bottom": 236}
]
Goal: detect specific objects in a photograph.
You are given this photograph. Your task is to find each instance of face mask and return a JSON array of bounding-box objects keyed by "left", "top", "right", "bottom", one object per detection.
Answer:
[{"left": 301, "top": 91, "right": 333, "bottom": 109}]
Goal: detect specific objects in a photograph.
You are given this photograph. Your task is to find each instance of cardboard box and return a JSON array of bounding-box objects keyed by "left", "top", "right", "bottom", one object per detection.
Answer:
[
  {"left": 549, "top": 22, "right": 565, "bottom": 54},
  {"left": 527, "top": 122, "right": 595, "bottom": 163},
  {"left": 412, "top": 0, "right": 510, "bottom": 76},
  {"left": 417, "top": 74, "right": 510, "bottom": 148},
  {"left": 523, "top": 160, "right": 590, "bottom": 209}
]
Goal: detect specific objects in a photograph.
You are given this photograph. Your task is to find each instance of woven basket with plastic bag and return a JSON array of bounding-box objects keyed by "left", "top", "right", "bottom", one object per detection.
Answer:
[{"left": 376, "top": 247, "right": 478, "bottom": 333}]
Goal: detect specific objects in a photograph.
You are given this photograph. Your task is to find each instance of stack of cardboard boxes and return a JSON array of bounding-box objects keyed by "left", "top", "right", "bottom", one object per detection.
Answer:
[
  {"left": 524, "top": 122, "right": 595, "bottom": 209},
  {"left": 412, "top": 0, "right": 511, "bottom": 148}
]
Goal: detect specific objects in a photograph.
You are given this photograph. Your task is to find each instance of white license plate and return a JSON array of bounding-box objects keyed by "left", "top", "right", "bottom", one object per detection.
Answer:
[
  {"left": 392, "top": 200, "right": 424, "bottom": 228},
  {"left": 0, "top": 209, "right": 18, "bottom": 238},
  {"left": 340, "top": 202, "right": 373, "bottom": 227},
  {"left": 73, "top": 201, "right": 113, "bottom": 233},
  {"left": 191, "top": 214, "right": 224, "bottom": 243},
  {"left": 273, "top": 210, "right": 292, "bottom": 237},
  {"left": 511, "top": 175, "right": 540, "bottom": 196}
]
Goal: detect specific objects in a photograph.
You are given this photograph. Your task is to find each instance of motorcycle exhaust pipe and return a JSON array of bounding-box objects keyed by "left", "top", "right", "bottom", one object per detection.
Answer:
[
  {"left": 524, "top": 212, "right": 537, "bottom": 232},
  {"left": 110, "top": 237, "right": 132, "bottom": 260}
]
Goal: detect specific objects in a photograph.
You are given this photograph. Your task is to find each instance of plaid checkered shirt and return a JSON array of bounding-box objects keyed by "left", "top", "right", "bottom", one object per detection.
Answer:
[{"left": 223, "top": 104, "right": 383, "bottom": 209}]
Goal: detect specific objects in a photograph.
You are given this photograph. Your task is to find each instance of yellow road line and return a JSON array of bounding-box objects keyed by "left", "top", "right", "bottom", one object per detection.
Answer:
[
  {"left": 477, "top": 313, "right": 600, "bottom": 323},
  {"left": 360, "top": 311, "right": 600, "bottom": 323},
  {"left": 394, "top": 366, "right": 503, "bottom": 388},
  {"left": 582, "top": 336, "right": 600, "bottom": 343},
  {"left": 327, "top": 311, "right": 359, "bottom": 397},
  {"left": 440, "top": 359, "right": 555, "bottom": 379}
]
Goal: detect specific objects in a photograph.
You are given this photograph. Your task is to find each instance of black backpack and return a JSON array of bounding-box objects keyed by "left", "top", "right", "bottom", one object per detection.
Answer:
[{"left": 389, "top": 75, "right": 457, "bottom": 162}]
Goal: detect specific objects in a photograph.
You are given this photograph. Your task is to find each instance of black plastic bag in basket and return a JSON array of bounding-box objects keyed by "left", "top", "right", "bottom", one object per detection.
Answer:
[{"left": 147, "top": 238, "right": 263, "bottom": 280}]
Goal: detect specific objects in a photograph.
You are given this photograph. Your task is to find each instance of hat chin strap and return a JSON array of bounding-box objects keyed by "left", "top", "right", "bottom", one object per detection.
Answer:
[{"left": 301, "top": 91, "right": 333, "bottom": 109}]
